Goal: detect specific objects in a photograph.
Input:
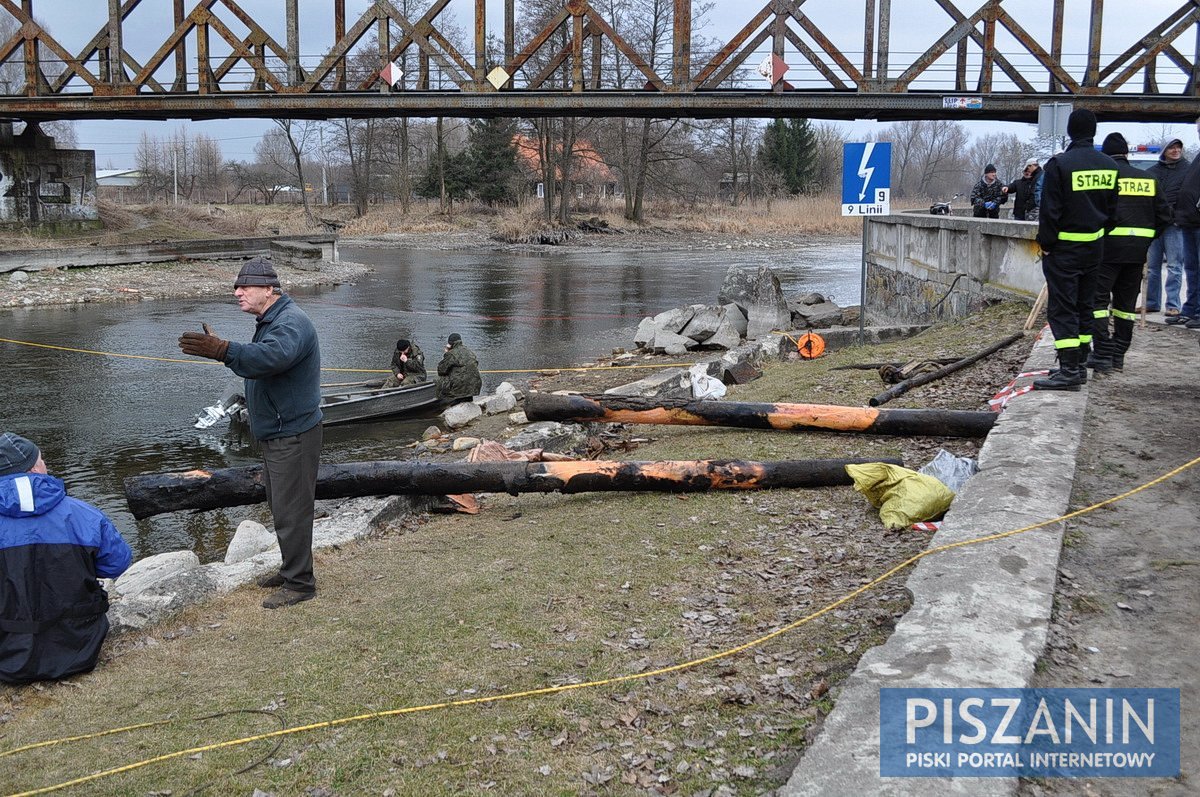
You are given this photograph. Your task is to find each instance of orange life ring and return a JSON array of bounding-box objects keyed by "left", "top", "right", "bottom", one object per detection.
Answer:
[{"left": 796, "top": 332, "right": 826, "bottom": 359}]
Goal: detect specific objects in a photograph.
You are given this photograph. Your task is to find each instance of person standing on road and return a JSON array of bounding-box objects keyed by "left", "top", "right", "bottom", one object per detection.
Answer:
[
  {"left": 1145, "top": 138, "right": 1189, "bottom": 315},
  {"left": 1033, "top": 109, "right": 1120, "bottom": 392},
  {"left": 1003, "top": 158, "right": 1043, "bottom": 221},
  {"left": 178, "top": 257, "right": 323, "bottom": 610},
  {"left": 1087, "top": 133, "right": 1171, "bottom": 375},
  {"left": 436, "top": 333, "right": 483, "bottom": 402},
  {"left": 1168, "top": 120, "right": 1200, "bottom": 328},
  {"left": 970, "top": 164, "right": 1008, "bottom": 218},
  {"left": 1, "top": 433, "right": 133, "bottom": 684}
]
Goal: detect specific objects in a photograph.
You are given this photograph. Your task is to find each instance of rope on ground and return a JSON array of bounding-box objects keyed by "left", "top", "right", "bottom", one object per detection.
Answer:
[
  {"left": 0, "top": 337, "right": 693, "bottom": 376},
  {"left": 6, "top": 454, "right": 1198, "bottom": 797}
]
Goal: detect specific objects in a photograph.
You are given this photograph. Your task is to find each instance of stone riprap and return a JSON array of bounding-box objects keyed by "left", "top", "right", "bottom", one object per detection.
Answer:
[{"left": 718, "top": 264, "right": 791, "bottom": 339}]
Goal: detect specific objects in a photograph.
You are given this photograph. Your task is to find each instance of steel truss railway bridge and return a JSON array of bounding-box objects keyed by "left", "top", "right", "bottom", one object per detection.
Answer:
[{"left": 1, "top": 0, "right": 1199, "bottom": 124}]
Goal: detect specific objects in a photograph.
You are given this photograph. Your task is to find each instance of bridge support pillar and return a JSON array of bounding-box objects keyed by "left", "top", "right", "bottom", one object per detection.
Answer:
[{"left": 0, "top": 123, "right": 101, "bottom": 233}]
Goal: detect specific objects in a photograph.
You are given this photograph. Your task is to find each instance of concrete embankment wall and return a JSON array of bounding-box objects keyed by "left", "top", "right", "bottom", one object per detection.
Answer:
[
  {"left": 865, "top": 212, "right": 1041, "bottom": 325},
  {"left": 0, "top": 234, "right": 339, "bottom": 274}
]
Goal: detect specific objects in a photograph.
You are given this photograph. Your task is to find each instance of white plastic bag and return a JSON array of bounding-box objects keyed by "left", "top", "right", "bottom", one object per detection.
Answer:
[
  {"left": 917, "top": 449, "right": 979, "bottom": 494},
  {"left": 690, "top": 364, "right": 727, "bottom": 400}
]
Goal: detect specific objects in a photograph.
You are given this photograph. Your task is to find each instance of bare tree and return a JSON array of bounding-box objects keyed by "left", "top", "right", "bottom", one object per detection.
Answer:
[
  {"left": 270, "top": 120, "right": 318, "bottom": 221},
  {"left": 969, "top": 132, "right": 1034, "bottom": 188},
  {"left": 880, "top": 120, "right": 972, "bottom": 200}
]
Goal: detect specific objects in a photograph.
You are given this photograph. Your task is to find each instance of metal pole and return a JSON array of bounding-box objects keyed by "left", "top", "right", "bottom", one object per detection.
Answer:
[
  {"left": 319, "top": 126, "right": 328, "bottom": 205},
  {"left": 173, "top": 149, "right": 179, "bottom": 205},
  {"left": 859, "top": 219, "right": 868, "bottom": 346}
]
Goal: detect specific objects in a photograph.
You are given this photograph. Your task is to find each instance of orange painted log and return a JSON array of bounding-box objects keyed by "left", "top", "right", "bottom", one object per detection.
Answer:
[
  {"left": 123, "top": 457, "right": 903, "bottom": 519},
  {"left": 525, "top": 393, "right": 995, "bottom": 437}
]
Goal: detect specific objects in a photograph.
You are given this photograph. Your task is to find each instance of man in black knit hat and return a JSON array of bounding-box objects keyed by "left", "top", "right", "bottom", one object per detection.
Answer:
[
  {"left": 1087, "top": 132, "right": 1171, "bottom": 374},
  {"left": 1033, "top": 108, "right": 1120, "bottom": 391}
]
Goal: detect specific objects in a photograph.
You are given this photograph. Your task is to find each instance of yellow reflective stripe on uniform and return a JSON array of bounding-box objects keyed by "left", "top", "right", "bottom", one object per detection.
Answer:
[
  {"left": 1054, "top": 337, "right": 1080, "bottom": 349},
  {"left": 1118, "top": 178, "right": 1155, "bottom": 196},
  {"left": 1058, "top": 229, "right": 1105, "bottom": 241},
  {"left": 1110, "top": 226, "right": 1155, "bottom": 237},
  {"left": 1079, "top": 334, "right": 1093, "bottom": 344},
  {"left": 1072, "top": 170, "right": 1118, "bottom": 191},
  {"left": 1112, "top": 309, "right": 1138, "bottom": 321},
  {"left": 1093, "top": 309, "right": 1111, "bottom": 319}
]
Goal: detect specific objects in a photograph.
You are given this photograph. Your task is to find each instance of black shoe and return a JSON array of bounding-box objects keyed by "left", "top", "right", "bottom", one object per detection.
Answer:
[
  {"left": 1165, "top": 314, "right": 1190, "bottom": 325},
  {"left": 262, "top": 588, "right": 316, "bottom": 609},
  {"left": 1086, "top": 340, "right": 1114, "bottom": 374},
  {"left": 1186, "top": 317, "right": 1200, "bottom": 329},
  {"left": 256, "top": 571, "right": 285, "bottom": 589},
  {"left": 1035, "top": 348, "right": 1083, "bottom": 391}
]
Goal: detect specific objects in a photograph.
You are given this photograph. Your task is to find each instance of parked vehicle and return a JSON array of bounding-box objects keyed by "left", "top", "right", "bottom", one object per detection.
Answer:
[
  {"left": 195, "top": 380, "right": 441, "bottom": 429},
  {"left": 929, "top": 194, "right": 961, "bottom": 215}
]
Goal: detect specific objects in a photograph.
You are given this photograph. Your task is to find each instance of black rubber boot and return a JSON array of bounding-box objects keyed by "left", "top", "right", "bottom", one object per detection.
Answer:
[
  {"left": 1047, "top": 342, "right": 1088, "bottom": 384},
  {"left": 1111, "top": 321, "right": 1133, "bottom": 372},
  {"left": 1034, "top": 347, "right": 1083, "bottom": 391},
  {"left": 1086, "top": 337, "right": 1114, "bottom": 375}
]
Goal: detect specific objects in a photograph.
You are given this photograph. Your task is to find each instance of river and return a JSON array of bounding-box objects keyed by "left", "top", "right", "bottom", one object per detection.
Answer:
[{"left": 1, "top": 239, "right": 861, "bottom": 561}]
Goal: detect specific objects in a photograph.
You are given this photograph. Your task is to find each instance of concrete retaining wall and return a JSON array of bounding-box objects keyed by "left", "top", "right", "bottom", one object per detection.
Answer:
[
  {"left": 865, "top": 212, "right": 1041, "bottom": 325},
  {"left": 0, "top": 234, "right": 339, "bottom": 274}
]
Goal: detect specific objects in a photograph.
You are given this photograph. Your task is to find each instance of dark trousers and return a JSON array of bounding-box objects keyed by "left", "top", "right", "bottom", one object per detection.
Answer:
[
  {"left": 261, "top": 422, "right": 322, "bottom": 592},
  {"left": 1042, "top": 241, "right": 1103, "bottom": 348},
  {"left": 1093, "top": 259, "right": 1143, "bottom": 345}
]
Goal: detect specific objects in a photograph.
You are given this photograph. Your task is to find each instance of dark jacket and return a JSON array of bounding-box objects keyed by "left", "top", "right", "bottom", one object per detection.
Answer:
[
  {"left": 1006, "top": 167, "right": 1043, "bottom": 220},
  {"left": 1037, "top": 138, "right": 1120, "bottom": 252},
  {"left": 1148, "top": 153, "right": 1189, "bottom": 211},
  {"left": 1, "top": 472, "right": 132, "bottom": 684},
  {"left": 223, "top": 294, "right": 322, "bottom": 440},
  {"left": 1105, "top": 156, "right": 1172, "bottom": 263},
  {"left": 1167, "top": 156, "right": 1200, "bottom": 228},
  {"left": 390, "top": 342, "right": 427, "bottom": 383},
  {"left": 970, "top": 175, "right": 1007, "bottom": 215},
  {"left": 436, "top": 341, "right": 483, "bottom": 400}
]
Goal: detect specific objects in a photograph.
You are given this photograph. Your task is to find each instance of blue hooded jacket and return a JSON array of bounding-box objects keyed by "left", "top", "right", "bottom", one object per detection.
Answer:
[
  {"left": 0, "top": 472, "right": 132, "bottom": 684},
  {"left": 222, "top": 294, "right": 323, "bottom": 440}
]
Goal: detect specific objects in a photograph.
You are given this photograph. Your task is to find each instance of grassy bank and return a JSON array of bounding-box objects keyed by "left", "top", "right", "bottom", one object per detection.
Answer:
[{"left": 0, "top": 303, "right": 1032, "bottom": 796}]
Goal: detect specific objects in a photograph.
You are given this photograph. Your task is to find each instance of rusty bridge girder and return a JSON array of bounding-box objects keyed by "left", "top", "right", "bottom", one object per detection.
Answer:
[{"left": 1, "top": 0, "right": 1199, "bottom": 123}]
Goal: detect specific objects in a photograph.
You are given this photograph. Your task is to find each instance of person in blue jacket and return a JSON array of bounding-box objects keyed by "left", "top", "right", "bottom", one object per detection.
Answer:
[
  {"left": 0, "top": 433, "right": 132, "bottom": 684},
  {"left": 178, "top": 257, "right": 323, "bottom": 610}
]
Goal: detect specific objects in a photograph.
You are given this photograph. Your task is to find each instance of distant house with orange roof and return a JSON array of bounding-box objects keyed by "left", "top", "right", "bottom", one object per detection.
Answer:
[{"left": 513, "top": 134, "right": 619, "bottom": 199}]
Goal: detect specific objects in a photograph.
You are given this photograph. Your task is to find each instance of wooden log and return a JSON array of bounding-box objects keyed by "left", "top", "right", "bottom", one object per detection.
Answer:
[
  {"left": 524, "top": 393, "right": 995, "bottom": 438},
  {"left": 124, "top": 457, "right": 904, "bottom": 520},
  {"left": 868, "top": 332, "right": 1024, "bottom": 407}
]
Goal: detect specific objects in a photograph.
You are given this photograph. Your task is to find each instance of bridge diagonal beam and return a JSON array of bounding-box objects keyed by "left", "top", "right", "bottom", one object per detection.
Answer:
[
  {"left": 931, "top": 0, "right": 1038, "bottom": 94},
  {"left": 1097, "top": 1, "right": 1194, "bottom": 82},
  {"left": 782, "top": 0, "right": 864, "bottom": 85},
  {"left": 507, "top": 7, "right": 571, "bottom": 83},
  {"left": 129, "top": 0, "right": 222, "bottom": 93},
  {"left": 700, "top": 25, "right": 773, "bottom": 89},
  {"left": 1102, "top": 8, "right": 1200, "bottom": 92},
  {"left": 990, "top": 5, "right": 1077, "bottom": 93},
  {"left": 892, "top": 4, "right": 989, "bottom": 91},
  {"left": 48, "top": 0, "right": 141, "bottom": 93},
  {"left": 218, "top": 0, "right": 301, "bottom": 81},
  {"left": 298, "top": 4, "right": 381, "bottom": 92},
  {"left": 691, "top": 3, "right": 773, "bottom": 89},
  {"left": 370, "top": 0, "right": 452, "bottom": 89},
  {"left": 783, "top": 27, "right": 847, "bottom": 89},
  {"left": 582, "top": 4, "right": 669, "bottom": 91},
  {"left": 376, "top": 0, "right": 472, "bottom": 89},
  {"left": 202, "top": 8, "right": 284, "bottom": 92}
]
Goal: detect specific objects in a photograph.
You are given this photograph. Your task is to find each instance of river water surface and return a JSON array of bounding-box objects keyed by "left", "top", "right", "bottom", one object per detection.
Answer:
[{"left": 1, "top": 239, "right": 860, "bottom": 560}]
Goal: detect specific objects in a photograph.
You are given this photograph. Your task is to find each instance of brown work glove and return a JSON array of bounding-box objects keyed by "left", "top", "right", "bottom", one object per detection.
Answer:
[{"left": 179, "top": 323, "right": 229, "bottom": 361}]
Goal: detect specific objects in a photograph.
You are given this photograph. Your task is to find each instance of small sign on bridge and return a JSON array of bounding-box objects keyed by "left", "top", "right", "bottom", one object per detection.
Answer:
[{"left": 842, "top": 142, "right": 891, "bottom": 217}]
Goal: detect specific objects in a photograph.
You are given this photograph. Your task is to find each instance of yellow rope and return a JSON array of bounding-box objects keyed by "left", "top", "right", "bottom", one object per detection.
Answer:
[
  {"left": 6, "top": 454, "right": 1197, "bottom": 797},
  {"left": 0, "top": 337, "right": 694, "bottom": 376}
]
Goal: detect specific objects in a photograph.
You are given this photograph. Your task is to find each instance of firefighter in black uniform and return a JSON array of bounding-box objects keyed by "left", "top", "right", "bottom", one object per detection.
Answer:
[
  {"left": 1087, "top": 133, "right": 1172, "bottom": 374},
  {"left": 1034, "top": 109, "right": 1120, "bottom": 391}
]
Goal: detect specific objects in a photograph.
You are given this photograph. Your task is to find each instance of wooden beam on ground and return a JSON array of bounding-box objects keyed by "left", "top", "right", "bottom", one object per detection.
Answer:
[
  {"left": 124, "top": 457, "right": 904, "bottom": 519},
  {"left": 525, "top": 393, "right": 995, "bottom": 438},
  {"left": 868, "top": 332, "right": 1024, "bottom": 407}
]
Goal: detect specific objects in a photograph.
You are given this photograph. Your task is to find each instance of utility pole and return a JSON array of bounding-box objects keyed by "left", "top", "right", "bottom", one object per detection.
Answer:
[
  {"left": 173, "top": 149, "right": 179, "bottom": 204},
  {"left": 319, "top": 125, "right": 329, "bottom": 205}
]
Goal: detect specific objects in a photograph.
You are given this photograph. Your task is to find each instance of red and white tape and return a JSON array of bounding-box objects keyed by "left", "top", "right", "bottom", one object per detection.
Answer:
[{"left": 911, "top": 522, "right": 940, "bottom": 532}]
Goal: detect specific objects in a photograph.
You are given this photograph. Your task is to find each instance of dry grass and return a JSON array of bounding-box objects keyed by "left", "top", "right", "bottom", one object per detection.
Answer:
[{"left": 338, "top": 204, "right": 466, "bottom": 236}]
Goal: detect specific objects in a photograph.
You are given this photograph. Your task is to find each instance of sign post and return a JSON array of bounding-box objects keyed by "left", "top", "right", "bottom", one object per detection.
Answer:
[{"left": 843, "top": 142, "right": 892, "bottom": 344}]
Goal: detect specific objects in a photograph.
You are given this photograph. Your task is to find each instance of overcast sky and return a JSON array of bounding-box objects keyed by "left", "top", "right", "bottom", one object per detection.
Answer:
[{"left": 11, "top": 0, "right": 1195, "bottom": 167}]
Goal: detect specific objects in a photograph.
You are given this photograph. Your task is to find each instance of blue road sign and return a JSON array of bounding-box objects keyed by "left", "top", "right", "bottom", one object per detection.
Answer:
[{"left": 842, "top": 142, "right": 892, "bottom": 216}]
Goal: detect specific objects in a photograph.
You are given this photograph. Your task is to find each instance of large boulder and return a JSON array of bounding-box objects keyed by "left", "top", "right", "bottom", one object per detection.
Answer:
[
  {"left": 651, "top": 329, "right": 697, "bottom": 355},
  {"left": 442, "top": 401, "right": 482, "bottom": 429},
  {"left": 114, "top": 551, "right": 200, "bottom": 598},
  {"left": 651, "top": 306, "right": 695, "bottom": 335},
  {"left": 721, "top": 303, "right": 748, "bottom": 338},
  {"left": 224, "top": 520, "right": 279, "bottom": 565},
  {"left": 718, "top": 266, "right": 790, "bottom": 339},
  {"left": 791, "top": 300, "right": 844, "bottom": 329},
  {"left": 704, "top": 318, "right": 742, "bottom": 351},
  {"left": 482, "top": 392, "right": 518, "bottom": 415},
  {"left": 680, "top": 306, "right": 726, "bottom": 342},
  {"left": 505, "top": 421, "right": 588, "bottom": 454},
  {"left": 604, "top": 368, "right": 691, "bottom": 400},
  {"left": 633, "top": 317, "right": 658, "bottom": 348}
]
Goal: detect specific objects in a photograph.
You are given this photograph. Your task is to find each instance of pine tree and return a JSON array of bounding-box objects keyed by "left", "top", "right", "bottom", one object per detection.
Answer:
[
  {"left": 465, "top": 117, "right": 522, "bottom": 205},
  {"left": 758, "top": 118, "right": 819, "bottom": 195}
]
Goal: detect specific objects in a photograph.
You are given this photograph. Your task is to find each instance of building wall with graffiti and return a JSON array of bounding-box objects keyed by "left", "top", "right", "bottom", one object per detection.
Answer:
[{"left": 0, "top": 126, "right": 98, "bottom": 228}]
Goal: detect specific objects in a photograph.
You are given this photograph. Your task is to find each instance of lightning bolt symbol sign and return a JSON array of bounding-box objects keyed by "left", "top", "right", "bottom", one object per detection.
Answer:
[{"left": 857, "top": 143, "right": 875, "bottom": 202}]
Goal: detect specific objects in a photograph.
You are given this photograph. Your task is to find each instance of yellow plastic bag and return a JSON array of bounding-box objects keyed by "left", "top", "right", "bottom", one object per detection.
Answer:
[{"left": 845, "top": 463, "right": 955, "bottom": 530}]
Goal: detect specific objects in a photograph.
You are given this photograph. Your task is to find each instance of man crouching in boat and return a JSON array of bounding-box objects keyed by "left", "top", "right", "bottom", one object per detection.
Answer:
[
  {"left": 177, "top": 257, "right": 322, "bottom": 610},
  {"left": 382, "top": 338, "right": 427, "bottom": 388}
]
